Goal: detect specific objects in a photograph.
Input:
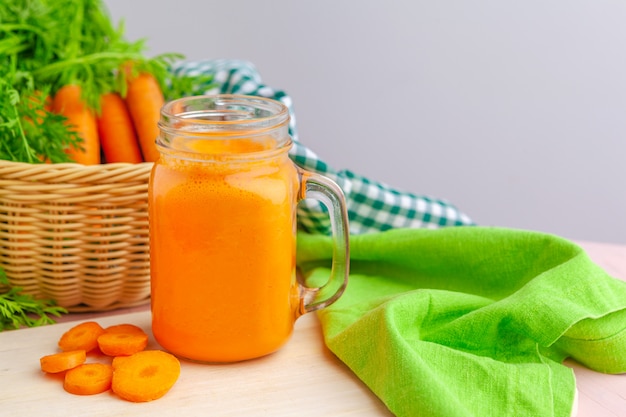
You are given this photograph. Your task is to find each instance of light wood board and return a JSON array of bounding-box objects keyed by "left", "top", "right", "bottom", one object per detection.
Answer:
[{"left": 0, "top": 311, "right": 392, "bottom": 417}]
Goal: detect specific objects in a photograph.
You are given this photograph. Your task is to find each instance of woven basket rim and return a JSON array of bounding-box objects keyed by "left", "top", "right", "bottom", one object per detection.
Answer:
[
  {"left": 0, "top": 159, "right": 154, "bottom": 168},
  {"left": 0, "top": 159, "right": 154, "bottom": 187},
  {"left": 0, "top": 159, "right": 154, "bottom": 179}
]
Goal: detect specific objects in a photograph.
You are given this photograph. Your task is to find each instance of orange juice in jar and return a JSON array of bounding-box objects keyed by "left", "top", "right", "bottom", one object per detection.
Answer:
[{"left": 149, "top": 95, "right": 349, "bottom": 363}]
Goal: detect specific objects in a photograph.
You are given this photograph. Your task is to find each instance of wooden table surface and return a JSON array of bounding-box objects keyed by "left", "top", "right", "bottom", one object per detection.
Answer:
[{"left": 1, "top": 239, "right": 624, "bottom": 417}]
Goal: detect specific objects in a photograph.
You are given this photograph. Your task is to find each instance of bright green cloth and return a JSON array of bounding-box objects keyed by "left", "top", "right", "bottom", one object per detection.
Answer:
[{"left": 296, "top": 227, "right": 626, "bottom": 417}]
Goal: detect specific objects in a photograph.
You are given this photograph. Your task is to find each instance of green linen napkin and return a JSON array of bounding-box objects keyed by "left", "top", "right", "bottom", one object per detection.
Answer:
[{"left": 296, "top": 226, "right": 626, "bottom": 417}]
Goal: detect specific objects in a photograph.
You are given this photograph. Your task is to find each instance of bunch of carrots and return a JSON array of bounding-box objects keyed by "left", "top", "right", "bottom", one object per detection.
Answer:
[
  {"left": 0, "top": 0, "right": 216, "bottom": 166},
  {"left": 53, "top": 68, "right": 164, "bottom": 165},
  {"left": 40, "top": 320, "right": 180, "bottom": 402}
]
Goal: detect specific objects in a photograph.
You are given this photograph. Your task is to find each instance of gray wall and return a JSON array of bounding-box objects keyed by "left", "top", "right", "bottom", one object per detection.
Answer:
[{"left": 104, "top": 0, "right": 626, "bottom": 244}]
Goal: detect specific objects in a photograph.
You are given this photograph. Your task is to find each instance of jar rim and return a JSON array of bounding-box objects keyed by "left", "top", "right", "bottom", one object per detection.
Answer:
[
  {"left": 160, "top": 94, "right": 289, "bottom": 131},
  {"left": 157, "top": 94, "right": 292, "bottom": 162}
]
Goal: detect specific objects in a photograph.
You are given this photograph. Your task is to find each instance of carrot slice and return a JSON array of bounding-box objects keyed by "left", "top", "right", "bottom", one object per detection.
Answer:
[
  {"left": 98, "top": 323, "right": 148, "bottom": 356},
  {"left": 58, "top": 321, "right": 105, "bottom": 352},
  {"left": 112, "top": 350, "right": 181, "bottom": 402},
  {"left": 64, "top": 363, "right": 113, "bottom": 395},
  {"left": 97, "top": 331, "right": 148, "bottom": 356},
  {"left": 103, "top": 323, "right": 145, "bottom": 335},
  {"left": 111, "top": 355, "right": 131, "bottom": 369},
  {"left": 40, "top": 350, "right": 87, "bottom": 373}
]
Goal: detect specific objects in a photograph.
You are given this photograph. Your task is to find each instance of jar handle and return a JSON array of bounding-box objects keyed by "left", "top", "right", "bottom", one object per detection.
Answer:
[{"left": 297, "top": 169, "right": 350, "bottom": 315}]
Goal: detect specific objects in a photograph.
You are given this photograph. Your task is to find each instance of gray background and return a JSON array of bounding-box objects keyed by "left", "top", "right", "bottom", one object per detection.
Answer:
[{"left": 104, "top": 0, "right": 625, "bottom": 244}]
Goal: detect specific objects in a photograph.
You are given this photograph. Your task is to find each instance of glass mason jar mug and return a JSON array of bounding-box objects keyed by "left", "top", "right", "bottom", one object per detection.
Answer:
[{"left": 148, "top": 95, "right": 349, "bottom": 363}]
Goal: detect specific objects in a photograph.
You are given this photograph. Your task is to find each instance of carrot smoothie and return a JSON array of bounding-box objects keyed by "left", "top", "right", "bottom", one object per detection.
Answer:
[{"left": 149, "top": 138, "right": 301, "bottom": 362}]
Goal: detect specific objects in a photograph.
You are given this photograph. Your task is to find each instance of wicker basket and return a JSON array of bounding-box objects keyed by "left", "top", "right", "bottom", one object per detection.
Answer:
[{"left": 0, "top": 159, "right": 153, "bottom": 312}]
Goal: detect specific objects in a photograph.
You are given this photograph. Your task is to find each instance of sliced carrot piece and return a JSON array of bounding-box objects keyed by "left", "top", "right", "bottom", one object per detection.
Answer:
[
  {"left": 58, "top": 321, "right": 105, "bottom": 352},
  {"left": 112, "top": 350, "right": 181, "bottom": 402},
  {"left": 111, "top": 355, "right": 131, "bottom": 369},
  {"left": 97, "top": 331, "right": 148, "bottom": 356},
  {"left": 64, "top": 363, "right": 113, "bottom": 395},
  {"left": 98, "top": 323, "right": 149, "bottom": 356},
  {"left": 103, "top": 323, "right": 146, "bottom": 335},
  {"left": 40, "top": 350, "right": 87, "bottom": 374}
]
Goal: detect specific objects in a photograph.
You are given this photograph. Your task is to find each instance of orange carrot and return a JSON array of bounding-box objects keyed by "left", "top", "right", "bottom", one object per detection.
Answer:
[
  {"left": 51, "top": 85, "right": 100, "bottom": 164},
  {"left": 58, "top": 321, "right": 105, "bottom": 352},
  {"left": 125, "top": 72, "right": 164, "bottom": 162},
  {"left": 63, "top": 363, "right": 113, "bottom": 395},
  {"left": 40, "top": 350, "right": 87, "bottom": 373},
  {"left": 97, "top": 92, "right": 144, "bottom": 163},
  {"left": 111, "top": 350, "right": 181, "bottom": 402},
  {"left": 97, "top": 331, "right": 148, "bottom": 356}
]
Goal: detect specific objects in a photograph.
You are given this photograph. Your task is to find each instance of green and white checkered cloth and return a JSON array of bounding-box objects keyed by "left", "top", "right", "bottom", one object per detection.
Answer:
[{"left": 170, "top": 59, "right": 474, "bottom": 235}]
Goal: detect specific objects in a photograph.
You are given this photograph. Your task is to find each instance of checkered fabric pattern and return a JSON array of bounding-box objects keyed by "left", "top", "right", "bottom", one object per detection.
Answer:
[{"left": 170, "top": 59, "right": 474, "bottom": 235}]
